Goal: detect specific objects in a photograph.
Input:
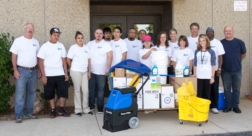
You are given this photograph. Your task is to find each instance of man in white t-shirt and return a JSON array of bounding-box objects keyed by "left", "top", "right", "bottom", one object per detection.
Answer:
[
  {"left": 187, "top": 22, "right": 200, "bottom": 53},
  {"left": 110, "top": 26, "right": 128, "bottom": 67},
  {"left": 10, "top": 23, "right": 40, "bottom": 123},
  {"left": 124, "top": 28, "right": 142, "bottom": 62},
  {"left": 37, "top": 28, "right": 70, "bottom": 118},
  {"left": 206, "top": 27, "right": 225, "bottom": 114},
  {"left": 87, "top": 29, "right": 113, "bottom": 113}
]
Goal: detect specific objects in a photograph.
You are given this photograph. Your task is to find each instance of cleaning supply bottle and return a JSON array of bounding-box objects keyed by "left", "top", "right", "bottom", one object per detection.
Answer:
[
  {"left": 152, "top": 64, "right": 158, "bottom": 76},
  {"left": 175, "top": 62, "right": 183, "bottom": 77},
  {"left": 183, "top": 66, "right": 190, "bottom": 77}
]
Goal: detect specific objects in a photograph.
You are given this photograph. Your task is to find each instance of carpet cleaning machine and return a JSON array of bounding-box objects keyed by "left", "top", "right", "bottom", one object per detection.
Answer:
[{"left": 102, "top": 60, "right": 151, "bottom": 132}]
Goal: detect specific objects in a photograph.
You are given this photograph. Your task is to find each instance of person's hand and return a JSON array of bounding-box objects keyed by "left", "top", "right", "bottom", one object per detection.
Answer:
[
  {"left": 42, "top": 76, "right": 47, "bottom": 85},
  {"left": 216, "top": 70, "right": 221, "bottom": 76},
  {"left": 210, "top": 78, "right": 215, "bottom": 84},
  {"left": 65, "top": 74, "right": 69, "bottom": 81},
  {"left": 88, "top": 72, "right": 91, "bottom": 80},
  {"left": 14, "top": 70, "right": 20, "bottom": 79},
  {"left": 105, "top": 69, "right": 109, "bottom": 76},
  {"left": 190, "top": 74, "right": 196, "bottom": 77},
  {"left": 151, "top": 48, "right": 157, "bottom": 51},
  {"left": 38, "top": 70, "right": 42, "bottom": 79}
]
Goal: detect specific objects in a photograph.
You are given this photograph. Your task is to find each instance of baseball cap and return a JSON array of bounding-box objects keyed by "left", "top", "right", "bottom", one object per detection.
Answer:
[
  {"left": 206, "top": 27, "right": 214, "bottom": 32},
  {"left": 50, "top": 27, "right": 61, "bottom": 34},
  {"left": 142, "top": 35, "right": 152, "bottom": 42}
]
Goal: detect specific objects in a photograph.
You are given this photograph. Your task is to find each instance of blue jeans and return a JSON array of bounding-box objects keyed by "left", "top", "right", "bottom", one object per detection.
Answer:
[
  {"left": 15, "top": 67, "right": 38, "bottom": 118},
  {"left": 221, "top": 69, "right": 241, "bottom": 109},
  {"left": 88, "top": 73, "right": 106, "bottom": 109}
]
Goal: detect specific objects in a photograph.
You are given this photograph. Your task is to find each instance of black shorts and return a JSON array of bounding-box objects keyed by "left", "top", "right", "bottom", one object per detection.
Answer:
[{"left": 44, "top": 75, "right": 69, "bottom": 101}]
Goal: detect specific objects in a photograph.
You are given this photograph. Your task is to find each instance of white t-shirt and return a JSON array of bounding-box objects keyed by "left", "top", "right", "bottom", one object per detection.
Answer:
[
  {"left": 124, "top": 38, "right": 142, "bottom": 62},
  {"left": 194, "top": 49, "right": 216, "bottom": 79},
  {"left": 87, "top": 40, "right": 112, "bottom": 75},
  {"left": 153, "top": 45, "right": 172, "bottom": 57},
  {"left": 210, "top": 38, "right": 225, "bottom": 70},
  {"left": 139, "top": 49, "right": 152, "bottom": 69},
  {"left": 37, "top": 41, "right": 66, "bottom": 76},
  {"left": 187, "top": 36, "right": 199, "bottom": 52},
  {"left": 110, "top": 39, "right": 128, "bottom": 67},
  {"left": 67, "top": 44, "right": 90, "bottom": 72},
  {"left": 168, "top": 40, "right": 179, "bottom": 56},
  {"left": 171, "top": 47, "right": 194, "bottom": 67},
  {"left": 9, "top": 36, "right": 40, "bottom": 67}
]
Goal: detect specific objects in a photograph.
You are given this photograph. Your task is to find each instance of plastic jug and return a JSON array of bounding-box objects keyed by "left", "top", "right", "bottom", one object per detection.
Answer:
[
  {"left": 183, "top": 66, "right": 190, "bottom": 77},
  {"left": 175, "top": 62, "right": 183, "bottom": 77},
  {"left": 152, "top": 64, "right": 158, "bottom": 76}
]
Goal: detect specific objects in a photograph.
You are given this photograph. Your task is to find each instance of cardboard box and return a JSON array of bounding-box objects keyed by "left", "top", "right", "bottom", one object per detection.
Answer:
[
  {"left": 126, "top": 70, "right": 139, "bottom": 78},
  {"left": 143, "top": 93, "right": 159, "bottom": 109},
  {"left": 169, "top": 77, "right": 197, "bottom": 93},
  {"left": 161, "top": 85, "right": 175, "bottom": 108},
  {"left": 126, "top": 78, "right": 142, "bottom": 93},
  {"left": 115, "top": 68, "right": 125, "bottom": 77},
  {"left": 137, "top": 93, "right": 143, "bottom": 109},
  {"left": 113, "top": 77, "right": 127, "bottom": 88},
  {"left": 143, "top": 76, "right": 162, "bottom": 94}
]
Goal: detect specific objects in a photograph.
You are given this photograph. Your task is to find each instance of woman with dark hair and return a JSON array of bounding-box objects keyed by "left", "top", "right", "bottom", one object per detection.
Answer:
[
  {"left": 67, "top": 31, "right": 93, "bottom": 116},
  {"left": 193, "top": 34, "right": 216, "bottom": 100},
  {"left": 171, "top": 35, "right": 194, "bottom": 74}
]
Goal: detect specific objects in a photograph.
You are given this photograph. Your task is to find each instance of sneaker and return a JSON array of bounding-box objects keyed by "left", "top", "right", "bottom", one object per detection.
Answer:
[
  {"left": 233, "top": 107, "right": 241, "bottom": 113},
  {"left": 87, "top": 111, "right": 93, "bottom": 115},
  {"left": 98, "top": 105, "right": 103, "bottom": 114},
  {"left": 50, "top": 110, "right": 57, "bottom": 118},
  {"left": 58, "top": 109, "right": 71, "bottom": 117},
  {"left": 76, "top": 113, "right": 82, "bottom": 116},
  {"left": 144, "top": 111, "right": 149, "bottom": 114},
  {"left": 24, "top": 114, "right": 38, "bottom": 119},
  {"left": 90, "top": 108, "right": 94, "bottom": 111},
  {"left": 223, "top": 108, "right": 232, "bottom": 113},
  {"left": 15, "top": 117, "right": 22, "bottom": 123},
  {"left": 211, "top": 108, "right": 219, "bottom": 114}
]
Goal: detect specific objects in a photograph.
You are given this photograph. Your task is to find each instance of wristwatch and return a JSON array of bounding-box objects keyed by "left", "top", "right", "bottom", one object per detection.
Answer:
[{"left": 218, "top": 68, "right": 221, "bottom": 71}]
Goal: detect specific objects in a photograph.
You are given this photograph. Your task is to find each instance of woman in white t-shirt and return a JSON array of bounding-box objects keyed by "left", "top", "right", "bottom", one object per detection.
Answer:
[
  {"left": 139, "top": 35, "right": 157, "bottom": 69},
  {"left": 66, "top": 31, "right": 93, "bottom": 116},
  {"left": 171, "top": 35, "right": 194, "bottom": 73},
  {"left": 193, "top": 34, "right": 216, "bottom": 100}
]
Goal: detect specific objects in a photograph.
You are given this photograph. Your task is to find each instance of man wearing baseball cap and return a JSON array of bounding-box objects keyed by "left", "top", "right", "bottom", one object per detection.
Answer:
[
  {"left": 206, "top": 27, "right": 225, "bottom": 114},
  {"left": 37, "top": 27, "right": 70, "bottom": 118}
]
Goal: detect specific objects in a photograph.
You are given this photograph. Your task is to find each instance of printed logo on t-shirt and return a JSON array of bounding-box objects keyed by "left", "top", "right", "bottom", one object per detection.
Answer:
[
  {"left": 174, "top": 47, "right": 179, "bottom": 49},
  {"left": 132, "top": 45, "right": 137, "bottom": 48},
  {"left": 98, "top": 46, "right": 102, "bottom": 49},
  {"left": 33, "top": 44, "right": 37, "bottom": 46},
  {"left": 58, "top": 48, "right": 62, "bottom": 50},
  {"left": 165, "top": 49, "right": 169, "bottom": 51},
  {"left": 115, "top": 45, "right": 119, "bottom": 47},
  {"left": 183, "top": 54, "right": 188, "bottom": 56},
  {"left": 85, "top": 51, "right": 88, "bottom": 53},
  {"left": 195, "top": 42, "right": 198, "bottom": 44},
  {"left": 211, "top": 46, "right": 215, "bottom": 48}
]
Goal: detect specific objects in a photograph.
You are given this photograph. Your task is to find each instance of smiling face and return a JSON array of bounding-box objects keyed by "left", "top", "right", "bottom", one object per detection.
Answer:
[
  {"left": 138, "top": 30, "right": 146, "bottom": 40},
  {"left": 190, "top": 25, "right": 199, "bottom": 37},
  {"left": 24, "top": 23, "right": 34, "bottom": 38},
  {"left": 76, "top": 34, "right": 84, "bottom": 45},
  {"left": 199, "top": 37, "right": 206, "bottom": 48},
  {"left": 179, "top": 39, "right": 186, "bottom": 48},
  {"left": 206, "top": 29, "right": 214, "bottom": 40},
  {"left": 143, "top": 40, "right": 151, "bottom": 49},
  {"left": 50, "top": 33, "right": 60, "bottom": 44},
  {"left": 224, "top": 26, "right": 234, "bottom": 40},
  {"left": 94, "top": 29, "right": 103, "bottom": 41},
  {"left": 169, "top": 31, "right": 177, "bottom": 41},
  {"left": 113, "top": 28, "right": 122, "bottom": 40},
  {"left": 160, "top": 34, "right": 167, "bottom": 44}
]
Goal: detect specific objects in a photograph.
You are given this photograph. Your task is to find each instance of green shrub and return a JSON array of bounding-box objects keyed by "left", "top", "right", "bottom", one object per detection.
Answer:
[{"left": 0, "top": 33, "right": 15, "bottom": 112}]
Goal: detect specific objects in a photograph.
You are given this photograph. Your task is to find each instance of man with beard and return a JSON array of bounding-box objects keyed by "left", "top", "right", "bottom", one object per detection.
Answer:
[
  {"left": 10, "top": 23, "right": 40, "bottom": 123},
  {"left": 124, "top": 28, "right": 142, "bottom": 62},
  {"left": 103, "top": 27, "right": 111, "bottom": 42},
  {"left": 206, "top": 27, "right": 225, "bottom": 114}
]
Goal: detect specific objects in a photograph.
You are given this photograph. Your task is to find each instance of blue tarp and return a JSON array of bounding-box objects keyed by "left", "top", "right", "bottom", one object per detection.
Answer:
[{"left": 109, "top": 59, "right": 151, "bottom": 75}]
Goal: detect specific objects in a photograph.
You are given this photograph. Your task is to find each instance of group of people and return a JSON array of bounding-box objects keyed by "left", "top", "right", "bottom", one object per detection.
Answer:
[{"left": 10, "top": 22, "right": 246, "bottom": 123}]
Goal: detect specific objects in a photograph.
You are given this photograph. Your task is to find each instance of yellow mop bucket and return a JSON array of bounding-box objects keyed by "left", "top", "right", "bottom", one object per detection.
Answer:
[{"left": 177, "top": 82, "right": 211, "bottom": 126}]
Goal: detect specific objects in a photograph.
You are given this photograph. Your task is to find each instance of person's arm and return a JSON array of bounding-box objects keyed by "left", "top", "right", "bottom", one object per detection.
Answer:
[
  {"left": 66, "top": 58, "right": 71, "bottom": 68},
  {"left": 39, "top": 58, "right": 47, "bottom": 85},
  {"left": 192, "top": 66, "right": 197, "bottom": 77},
  {"left": 62, "top": 58, "right": 69, "bottom": 81},
  {"left": 88, "top": 58, "right": 91, "bottom": 79},
  {"left": 210, "top": 50, "right": 216, "bottom": 84},
  {"left": 241, "top": 54, "right": 246, "bottom": 59},
  {"left": 12, "top": 53, "right": 20, "bottom": 79},
  {"left": 216, "top": 55, "right": 223, "bottom": 76},
  {"left": 105, "top": 51, "right": 113, "bottom": 76},
  {"left": 189, "top": 60, "right": 193, "bottom": 74},
  {"left": 122, "top": 52, "right": 127, "bottom": 60},
  {"left": 172, "top": 62, "right": 176, "bottom": 71},
  {"left": 210, "top": 66, "right": 216, "bottom": 84},
  {"left": 168, "top": 57, "right": 172, "bottom": 66},
  {"left": 37, "top": 58, "right": 41, "bottom": 78},
  {"left": 142, "top": 48, "right": 156, "bottom": 59}
]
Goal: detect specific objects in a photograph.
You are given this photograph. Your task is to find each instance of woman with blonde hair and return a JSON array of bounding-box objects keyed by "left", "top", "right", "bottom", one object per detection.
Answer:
[{"left": 193, "top": 34, "right": 216, "bottom": 100}]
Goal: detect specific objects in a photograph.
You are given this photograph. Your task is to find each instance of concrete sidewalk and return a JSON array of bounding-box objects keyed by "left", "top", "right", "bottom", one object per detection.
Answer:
[{"left": 0, "top": 98, "right": 252, "bottom": 136}]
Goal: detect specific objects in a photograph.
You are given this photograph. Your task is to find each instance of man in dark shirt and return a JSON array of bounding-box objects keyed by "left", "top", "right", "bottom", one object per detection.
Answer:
[{"left": 221, "top": 26, "right": 246, "bottom": 113}]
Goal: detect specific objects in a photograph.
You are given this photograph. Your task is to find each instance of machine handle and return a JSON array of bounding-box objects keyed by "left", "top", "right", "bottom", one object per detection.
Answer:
[{"left": 133, "top": 74, "right": 149, "bottom": 97}]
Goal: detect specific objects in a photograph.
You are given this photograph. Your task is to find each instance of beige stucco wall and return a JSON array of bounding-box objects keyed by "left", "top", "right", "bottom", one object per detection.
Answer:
[{"left": 173, "top": 0, "right": 251, "bottom": 97}]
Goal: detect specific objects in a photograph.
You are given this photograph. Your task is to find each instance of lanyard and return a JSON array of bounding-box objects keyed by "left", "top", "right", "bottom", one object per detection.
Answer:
[{"left": 201, "top": 51, "right": 206, "bottom": 65}]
